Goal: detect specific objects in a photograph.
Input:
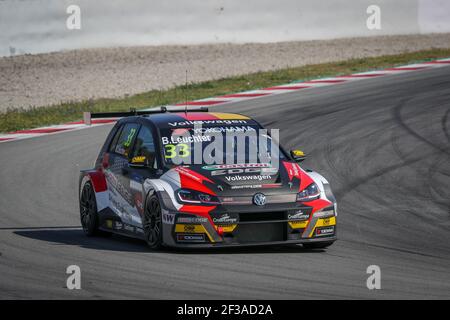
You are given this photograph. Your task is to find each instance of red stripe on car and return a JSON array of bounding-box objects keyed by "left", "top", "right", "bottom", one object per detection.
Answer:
[{"left": 88, "top": 170, "right": 107, "bottom": 193}]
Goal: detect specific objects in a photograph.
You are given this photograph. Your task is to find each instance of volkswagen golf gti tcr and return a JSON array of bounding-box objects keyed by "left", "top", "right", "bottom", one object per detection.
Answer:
[{"left": 79, "top": 107, "right": 337, "bottom": 250}]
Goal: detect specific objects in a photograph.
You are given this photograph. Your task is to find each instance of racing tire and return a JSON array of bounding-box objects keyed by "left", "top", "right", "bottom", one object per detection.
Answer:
[
  {"left": 143, "top": 195, "right": 163, "bottom": 250},
  {"left": 79, "top": 181, "right": 101, "bottom": 236},
  {"left": 302, "top": 241, "right": 334, "bottom": 249}
]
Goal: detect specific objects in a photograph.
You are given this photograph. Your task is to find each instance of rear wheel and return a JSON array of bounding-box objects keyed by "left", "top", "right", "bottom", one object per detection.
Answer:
[
  {"left": 143, "top": 195, "right": 163, "bottom": 249},
  {"left": 79, "top": 182, "right": 100, "bottom": 236},
  {"left": 303, "top": 241, "right": 334, "bottom": 249}
]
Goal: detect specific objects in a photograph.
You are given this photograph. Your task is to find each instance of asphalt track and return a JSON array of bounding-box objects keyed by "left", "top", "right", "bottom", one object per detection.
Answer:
[{"left": 0, "top": 66, "right": 449, "bottom": 299}]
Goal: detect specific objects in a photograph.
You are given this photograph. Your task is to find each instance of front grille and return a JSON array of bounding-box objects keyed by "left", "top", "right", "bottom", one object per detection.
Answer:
[
  {"left": 239, "top": 211, "right": 285, "bottom": 223},
  {"left": 234, "top": 223, "right": 286, "bottom": 243}
]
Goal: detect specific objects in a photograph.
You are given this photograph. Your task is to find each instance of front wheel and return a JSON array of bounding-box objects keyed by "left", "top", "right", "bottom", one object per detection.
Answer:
[
  {"left": 302, "top": 241, "right": 334, "bottom": 249},
  {"left": 143, "top": 195, "right": 163, "bottom": 250}
]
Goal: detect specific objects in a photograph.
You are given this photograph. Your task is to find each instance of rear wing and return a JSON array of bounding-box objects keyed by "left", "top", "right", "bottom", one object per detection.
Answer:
[{"left": 82, "top": 106, "right": 208, "bottom": 125}]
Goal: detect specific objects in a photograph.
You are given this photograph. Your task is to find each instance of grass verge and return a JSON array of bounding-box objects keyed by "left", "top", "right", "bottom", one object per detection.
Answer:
[{"left": 2, "top": 48, "right": 450, "bottom": 133}]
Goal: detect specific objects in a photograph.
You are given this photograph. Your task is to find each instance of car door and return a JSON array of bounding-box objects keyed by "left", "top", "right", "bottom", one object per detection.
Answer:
[
  {"left": 125, "top": 124, "right": 159, "bottom": 227},
  {"left": 105, "top": 122, "right": 141, "bottom": 227}
]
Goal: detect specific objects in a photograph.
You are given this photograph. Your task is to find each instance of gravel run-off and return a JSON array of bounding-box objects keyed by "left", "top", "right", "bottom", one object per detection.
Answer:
[{"left": 1, "top": 33, "right": 450, "bottom": 111}]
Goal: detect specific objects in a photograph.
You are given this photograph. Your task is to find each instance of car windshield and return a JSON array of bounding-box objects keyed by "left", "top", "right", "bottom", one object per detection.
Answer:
[{"left": 159, "top": 124, "right": 286, "bottom": 166}]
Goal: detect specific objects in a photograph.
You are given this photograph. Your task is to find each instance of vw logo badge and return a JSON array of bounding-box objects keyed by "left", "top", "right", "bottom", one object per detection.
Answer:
[{"left": 253, "top": 193, "right": 266, "bottom": 206}]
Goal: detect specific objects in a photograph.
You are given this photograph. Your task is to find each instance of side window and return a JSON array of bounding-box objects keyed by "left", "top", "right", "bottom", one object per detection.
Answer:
[
  {"left": 108, "top": 124, "right": 124, "bottom": 153},
  {"left": 114, "top": 123, "right": 140, "bottom": 157},
  {"left": 131, "top": 126, "right": 156, "bottom": 167}
]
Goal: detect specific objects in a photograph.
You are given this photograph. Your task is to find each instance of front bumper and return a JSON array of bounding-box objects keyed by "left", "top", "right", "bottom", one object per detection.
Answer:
[
  {"left": 166, "top": 235, "right": 337, "bottom": 249},
  {"left": 162, "top": 208, "right": 337, "bottom": 248}
]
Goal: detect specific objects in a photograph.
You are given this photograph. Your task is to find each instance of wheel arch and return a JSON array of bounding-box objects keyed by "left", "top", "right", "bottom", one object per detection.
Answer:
[{"left": 79, "top": 170, "right": 109, "bottom": 211}]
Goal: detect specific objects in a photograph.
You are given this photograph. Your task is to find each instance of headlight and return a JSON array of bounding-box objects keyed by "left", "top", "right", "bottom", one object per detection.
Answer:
[
  {"left": 297, "top": 183, "right": 320, "bottom": 202},
  {"left": 176, "top": 189, "right": 220, "bottom": 205}
]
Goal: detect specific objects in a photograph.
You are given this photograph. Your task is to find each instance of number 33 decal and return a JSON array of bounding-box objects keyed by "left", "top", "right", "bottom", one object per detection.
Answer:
[{"left": 164, "top": 143, "right": 190, "bottom": 158}]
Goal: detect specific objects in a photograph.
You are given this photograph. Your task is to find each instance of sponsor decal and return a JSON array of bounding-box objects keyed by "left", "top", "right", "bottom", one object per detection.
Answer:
[
  {"left": 131, "top": 155, "right": 146, "bottom": 164},
  {"left": 193, "top": 125, "right": 256, "bottom": 134},
  {"left": 288, "top": 220, "right": 308, "bottom": 229},
  {"left": 162, "top": 212, "right": 175, "bottom": 225},
  {"left": 230, "top": 183, "right": 283, "bottom": 189},
  {"left": 211, "top": 167, "right": 278, "bottom": 176},
  {"left": 108, "top": 193, "right": 133, "bottom": 222},
  {"left": 231, "top": 184, "right": 263, "bottom": 189},
  {"left": 113, "top": 221, "right": 142, "bottom": 234},
  {"left": 105, "top": 169, "right": 133, "bottom": 205},
  {"left": 168, "top": 119, "right": 248, "bottom": 127},
  {"left": 161, "top": 134, "right": 211, "bottom": 145},
  {"left": 212, "top": 213, "right": 239, "bottom": 224},
  {"left": 216, "top": 224, "right": 237, "bottom": 233},
  {"left": 316, "top": 226, "right": 335, "bottom": 236},
  {"left": 175, "top": 224, "right": 206, "bottom": 233},
  {"left": 225, "top": 175, "right": 272, "bottom": 182},
  {"left": 177, "top": 216, "right": 208, "bottom": 224},
  {"left": 184, "top": 224, "right": 195, "bottom": 232},
  {"left": 176, "top": 234, "right": 206, "bottom": 242},
  {"left": 175, "top": 224, "right": 214, "bottom": 242},
  {"left": 288, "top": 210, "right": 310, "bottom": 221},
  {"left": 202, "top": 163, "right": 271, "bottom": 170}
]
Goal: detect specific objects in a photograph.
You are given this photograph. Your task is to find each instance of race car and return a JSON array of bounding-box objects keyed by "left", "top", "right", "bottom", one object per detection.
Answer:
[{"left": 79, "top": 107, "right": 337, "bottom": 249}]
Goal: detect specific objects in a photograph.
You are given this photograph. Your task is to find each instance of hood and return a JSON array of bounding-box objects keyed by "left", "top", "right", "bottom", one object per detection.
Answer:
[{"left": 168, "top": 161, "right": 314, "bottom": 197}]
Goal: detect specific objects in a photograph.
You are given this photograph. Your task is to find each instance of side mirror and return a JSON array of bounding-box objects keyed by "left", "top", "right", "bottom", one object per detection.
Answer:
[{"left": 290, "top": 149, "right": 306, "bottom": 162}]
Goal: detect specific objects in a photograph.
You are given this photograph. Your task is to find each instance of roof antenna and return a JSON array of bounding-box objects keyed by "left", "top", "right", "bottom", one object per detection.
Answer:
[{"left": 184, "top": 69, "right": 188, "bottom": 115}]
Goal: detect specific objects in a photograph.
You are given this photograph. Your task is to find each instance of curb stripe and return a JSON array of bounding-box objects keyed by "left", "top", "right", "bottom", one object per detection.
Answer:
[
  {"left": 337, "top": 73, "right": 386, "bottom": 78},
  {"left": 263, "top": 86, "right": 311, "bottom": 90},
  {"left": 1, "top": 57, "right": 450, "bottom": 144},
  {"left": 220, "top": 93, "right": 271, "bottom": 98},
  {"left": 304, "top": 79, "right": 347, "bottom": 83},
  {"left": 385, "top": 67, "right": 428, "bottom": 71},
  {"left": 175, "top": 100, "right": 228, "bottom": 106}
]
